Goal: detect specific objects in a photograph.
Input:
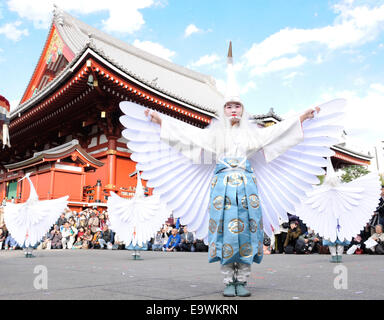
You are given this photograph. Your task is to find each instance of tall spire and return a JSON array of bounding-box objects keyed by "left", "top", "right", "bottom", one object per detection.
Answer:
[
  {"left": 224, "top": 41, "right": 242, "bottom": 105},
  {"left": 227, "top": 41, "right": 233, "bottom": 65}
]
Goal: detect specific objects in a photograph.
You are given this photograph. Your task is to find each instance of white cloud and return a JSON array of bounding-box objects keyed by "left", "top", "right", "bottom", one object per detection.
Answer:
[
  {"left": 240, "top": 81, "right": 256, "bottom": 95},
  {"left": 249, "top": 55, "right": 307, "bottom": 76},
  {"left": 6, "top": 0, "right": 155, "bottom": 34},
  {"left": 132, "top": 39, "right": 175, "bottom": 61},
  {"left": 0, "top": 20, "right": 28, "bottom": 41},
  {"left": 370, "top": 83, "right": 384, "bottom": 93},
  {"left": 184, "top": 23, "right": 211, "bottom": 38},
  {"left": 189, "top": 54, "right": 220, "bottom": 67},
  {"left": 243, "top": 2, "right": 384, "bottom": 75},
  {"left": 319, "top": 86, "right": 384, "bottom": 146},
  {"left": 282, "top": 71, "right": 303, "bottom": 87},
  {"left": 184, "top": 24, "right": 201, "bottom": 38}
]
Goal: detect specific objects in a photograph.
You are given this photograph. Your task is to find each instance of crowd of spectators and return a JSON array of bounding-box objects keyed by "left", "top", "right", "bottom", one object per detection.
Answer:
[
  {"left": 0, "top": 183, "right": 383, "bottom": 255},
  {"left": 0, "top": 206, "right": 208, "bottom": 252}
]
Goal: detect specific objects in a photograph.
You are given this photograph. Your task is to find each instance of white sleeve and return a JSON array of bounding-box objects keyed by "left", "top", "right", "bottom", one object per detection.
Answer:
[
  {"left": 160, "top": 118, "right": 214, "bottom": 162},
  {"left": 253, "top": 117, "right": 304, "bottom": 163}
]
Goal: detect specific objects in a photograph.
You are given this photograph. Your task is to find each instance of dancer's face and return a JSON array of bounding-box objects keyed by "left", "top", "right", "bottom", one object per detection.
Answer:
[{"left": 224, "top": 102, "right": 243, "bottom": 125}]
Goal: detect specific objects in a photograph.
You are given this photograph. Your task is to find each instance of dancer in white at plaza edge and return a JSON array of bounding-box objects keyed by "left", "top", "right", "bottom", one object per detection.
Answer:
[
  {"left": 119, "top": 42, "right": 346, "bottom": 296},
  {"left": 4, "top": 172, "right": 69, "bottom": 257},
  {"left": 107, "top": 171, "right": 171, "bottom": 259},
  {"left": 294, "top": 157, "right": 381, "bottom": 263}
]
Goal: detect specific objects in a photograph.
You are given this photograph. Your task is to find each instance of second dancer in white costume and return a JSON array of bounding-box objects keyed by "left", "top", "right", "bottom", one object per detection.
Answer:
[{"left": 294, "top": 158, "right": 381, "bottom": 263}]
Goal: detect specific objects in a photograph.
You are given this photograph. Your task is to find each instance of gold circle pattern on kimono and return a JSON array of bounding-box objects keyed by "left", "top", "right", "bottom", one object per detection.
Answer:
[
  {"left": 213, "top": 196, "right": 224, "bottom": 210},
  {"left": 222, "top": 243, "right": 234, "bottom": 259},
  {"left": 241, "top": 196, "right": 248, "bottom": 210},
  {"left": 228, "top": 219, "right": 245, "bottom": 234},
  {"left": 239, "top": 243, "right": 253, "bottom": 258},
  {"left": 249, "top": 194, "right": 260, "bottom": 209},
  {"left": 224, "top": 196, "right": 231, "bottom": 210},
  {"left": 209, "top": 219, "right": 217, "bottom": 234},
  {"left": 210, "top": 243, "right": 217, "bottom": 258},
  {"left": 257, "top": 241, "right": 263, "bottom": 255},
  {"left": 249, "top": 219, "right": 258, "bottom": 233},
  {"left": 224, "top": 173, "right": 247, "bottom": 187},
  {"left": 252, "top": 176, "right": 257, "bottom": 185},
  {"left": 211, "top": 176, "right": 218, "bottom": 189},
  {"left": 217, "top": 219, "right": 224, "bottom": 234}
]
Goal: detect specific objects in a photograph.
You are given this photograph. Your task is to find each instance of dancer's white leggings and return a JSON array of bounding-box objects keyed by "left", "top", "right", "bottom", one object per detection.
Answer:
[
  {"left": 329, "top": 245, "right": 344, "bottom": 255},
  {"left": 221, "top": 262, "right": 251, "bottom": 284}
]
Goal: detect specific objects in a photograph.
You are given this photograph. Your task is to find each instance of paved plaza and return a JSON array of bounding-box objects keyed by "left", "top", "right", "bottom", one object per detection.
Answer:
[{"left": 0, "top": 250, "right": 383, "bottom": 300}]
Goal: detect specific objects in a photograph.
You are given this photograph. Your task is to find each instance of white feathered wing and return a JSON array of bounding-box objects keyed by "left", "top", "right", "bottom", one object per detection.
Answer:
[
  {"left": 294, "top": 158, "right": 381, "bottom": 242},
  {"left": 4, "top": 174, "right": 69, "bottom": 247},
  {"left": 107, "top": 172, "right": 171, "bottom": 247},
  {"left": 119, "top": 101, "right": 216, "bottom": 243},
  {"left": 249, "top": 99, "right": 347, "bottom": 238}
]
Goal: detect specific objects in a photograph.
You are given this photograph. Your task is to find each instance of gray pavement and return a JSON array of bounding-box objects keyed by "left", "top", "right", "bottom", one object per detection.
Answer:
[{"left": 0, "top": 249, "right": 383, "bottom": 300}]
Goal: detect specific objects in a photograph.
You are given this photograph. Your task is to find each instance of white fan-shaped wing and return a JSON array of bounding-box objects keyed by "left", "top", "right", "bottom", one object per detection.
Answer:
[
  {"left": 248, "top": 99, "right": 346, "bottom": 238},
  {"left": 119, "top": 101, "right": 216, "bottom": 243},
  {"left": 295, "top": 172, "right": 381, "bottom": 242},
  {"left": 4, "top": 195, "right": 69, "bottom": 247},
  {"left": 107, "top": 191, "right": 171, "bottom": 247}
]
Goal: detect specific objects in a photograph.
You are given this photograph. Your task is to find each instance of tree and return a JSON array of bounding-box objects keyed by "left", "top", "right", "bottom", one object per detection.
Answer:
[{"left": 340, "top": 165, "right": 370, "bottom": 183}]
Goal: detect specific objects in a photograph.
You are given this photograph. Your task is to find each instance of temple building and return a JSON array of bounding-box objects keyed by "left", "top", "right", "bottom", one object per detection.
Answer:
[
  {"left": 0, "top": 8, "right": 372, "bottom": 210},
  {"left": 0, "top": 8, "right": 222, "bottom": 210}
]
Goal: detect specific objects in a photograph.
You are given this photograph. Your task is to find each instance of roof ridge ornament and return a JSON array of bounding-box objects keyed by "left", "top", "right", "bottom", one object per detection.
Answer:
[{"left": 53, "top": 4, "right": 64, "bottom": 26}]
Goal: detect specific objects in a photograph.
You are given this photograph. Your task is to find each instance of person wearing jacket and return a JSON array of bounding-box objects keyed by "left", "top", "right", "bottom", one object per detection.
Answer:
[
  {"left": 284, "top": 220, "right": 301, "bottom": 254},
  {"left": 163, "top": 228, "right": 180, "bottom": 252}
]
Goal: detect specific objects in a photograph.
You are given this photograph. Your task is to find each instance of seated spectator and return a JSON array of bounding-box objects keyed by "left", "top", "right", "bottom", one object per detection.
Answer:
[
  {"left": 112, "top": 233, "right": 125, "bottom": 250},
  {"left": 49, "top": 225, "right": 62, "bottom": 249},
  {"left": 152, "top": 231, "right": 164, "bottom": 251},
  {"left": 274, "top": 217, "right": 289, "bottom": 254},
  {"left": 88, "top": 212, "right": 100, "bottom": 234},
  {"left": 99, "top": 225, "right": 113, "bottom": 249},
  {"left": 60, "top": 222, "right": 77, "bottom": 249},
  {"left": 284, "top": 220, "right": 302, "bottom": 254},
  {"left": 161, "top": 227, "right": 169, "bottom": 244},
  {"left": 298, "top": 227, "right": 321, "bottom": 254},
  {"left": 72, "top": 236, "right": 83, "bottom": 249},
  {"left": 56, "top": 213, "right": 67, "bottom": 228},
  {"left": 179, "top": 226, "right": 195, "bottom": 252},
  {"left": 99, "top": 213, "right": 107, "bottom": 231},
  {"left": 77, "top": 227, "right": 85, "bottom": 239},
  {"left": 194, "top": 239, "right": 208, "bottom": 252},
  {"left": 90, "top": 228, "right": 102, "bottom": 249},
  {"left": 4, "top": 233, "right": 17, "bottom": 250},
  {"left": 0, "top": 228, "right": 6, "bottom": 250},
  {"left": 82, "top": 229, "right": 93, "bottom": 249},
  {"left": 78, "top": 215, "right": 88, "bottom": 229},
  {"left": 37, "top": 231, "right": 52, "bottom": 250},
  {"left": 347, "top": 235, "right": 366, "bottom": 255},
  {"left": 163, "top": 228, "right": 180, "bottom": 252},
  {"left": 366, "top": 224, "right": 384, "bottom": 254}
]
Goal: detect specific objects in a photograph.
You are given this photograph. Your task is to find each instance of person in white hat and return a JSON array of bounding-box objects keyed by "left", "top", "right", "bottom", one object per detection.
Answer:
[{"left": 119, "top": 42, "right": 346, "bottom": 296}]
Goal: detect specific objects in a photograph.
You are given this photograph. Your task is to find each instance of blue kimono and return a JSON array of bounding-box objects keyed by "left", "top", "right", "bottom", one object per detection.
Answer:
[{"left": 208, "top": 158, "right": 264, "bottom": 265}]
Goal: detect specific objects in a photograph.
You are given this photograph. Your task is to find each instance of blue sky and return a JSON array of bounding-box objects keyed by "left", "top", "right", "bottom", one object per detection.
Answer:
[{"left": 0, "top": 0, "right": 383, "bottom": 149}]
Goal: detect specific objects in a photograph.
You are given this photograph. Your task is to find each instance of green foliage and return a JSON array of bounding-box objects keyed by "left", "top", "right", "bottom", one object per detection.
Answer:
[{"left": 340, "top": 165, "right": 370, "bottom": 183}]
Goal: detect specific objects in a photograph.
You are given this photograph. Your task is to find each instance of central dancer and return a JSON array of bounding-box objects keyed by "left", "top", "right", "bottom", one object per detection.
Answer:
[{"left": 120, "top": 42, "right": 345, "bottom": 297}]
